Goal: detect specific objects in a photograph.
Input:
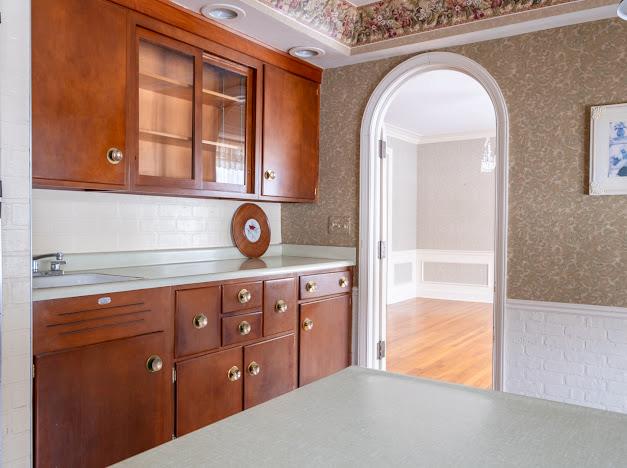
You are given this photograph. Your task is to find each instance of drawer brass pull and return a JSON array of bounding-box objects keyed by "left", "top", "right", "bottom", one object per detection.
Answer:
[
  {"left": 238, "top": 288, "right": 252, "bottom": 304},
  {"left": 275, "top": 299, "right": 288, "bottom": 313},
  {"left": 302, "top": 318, "right": 314, "bottom": 331},
  {"left": 248, "top": 361, "right": 261, "bottom": 376},
  {"left": 106, "top": 147, "right": 124, "bottom": 164},
  {"left": 193, "top": 313, "right": 208, "bottom": 329},
  {"left": 146, "top": 355, "right": 163, "bottom": 373},
  {"left": 305, "top": 281, "right": 317, "bottom": 293},
  {"left": 227, "top": 366, "right": 241, "bottom": 382},
  {"left": 339, "top": 277, "right": 349, "bottom": 288},
  {"left": 264, "top": 169, "right": 276, "bottom": 180},
  {"left": 238, "top": 320, "right": 252, "bottom": 336}
]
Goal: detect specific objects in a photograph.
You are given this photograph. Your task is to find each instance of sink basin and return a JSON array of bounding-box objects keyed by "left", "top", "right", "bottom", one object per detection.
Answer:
[{"left": 33, "top": 273, "right": 141, "bottom": 289}]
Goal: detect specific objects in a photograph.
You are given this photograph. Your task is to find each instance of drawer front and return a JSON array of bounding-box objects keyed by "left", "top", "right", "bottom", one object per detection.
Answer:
[
  {"left": 176, "top": 347, "right": 243, "bottom": 436},
  {"left": 33, "top": 288, "right": 171, "bottom": 355},
  {"left": 175, "top": 287, "right": 221, "bottom": 358},
  {"left": 222, "top": 311, "right": 262, "bottom": 346},
  {"left": 263, "top": 277, "right": 297, "bottom": 336},
  {"left": 299, "top": 270, "right": 352, "bottom": 300},
  {"left": 222, "top": 281, "right": 262, "bottom": 313}
]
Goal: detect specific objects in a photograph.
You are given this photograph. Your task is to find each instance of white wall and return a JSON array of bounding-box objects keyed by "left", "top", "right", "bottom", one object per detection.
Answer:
[
  {"left": 0, "top": 0, "right": 32, "bottom": 465},
  {"left": 32, "top": 190, "right": 281, "bottom": 255}
]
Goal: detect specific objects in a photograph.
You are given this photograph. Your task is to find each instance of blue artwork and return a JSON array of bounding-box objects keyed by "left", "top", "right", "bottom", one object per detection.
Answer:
[{"left": 609, "top": 121, "right": 627, "bottom": 177}]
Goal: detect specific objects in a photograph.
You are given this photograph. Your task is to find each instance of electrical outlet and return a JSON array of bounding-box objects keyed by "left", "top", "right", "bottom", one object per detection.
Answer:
[{"left": 328, "top": 216, "right": 351, "bottom": 236}]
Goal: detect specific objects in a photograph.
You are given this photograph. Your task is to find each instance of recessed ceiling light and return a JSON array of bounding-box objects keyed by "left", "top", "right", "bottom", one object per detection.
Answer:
[
  {"left": 288, "top": 47, "right": 325, "bottom": 59},
  {"left": 200, "top": 4, "right": 245, "bottom": 21}
]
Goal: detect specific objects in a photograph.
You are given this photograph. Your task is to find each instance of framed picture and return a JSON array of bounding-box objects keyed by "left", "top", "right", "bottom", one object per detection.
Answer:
[{"left": 589, "top": 103, "right": 627, "bottom": 195}]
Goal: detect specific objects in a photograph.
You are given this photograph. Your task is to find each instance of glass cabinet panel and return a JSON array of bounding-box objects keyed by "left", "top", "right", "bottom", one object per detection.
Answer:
[
  {"left": 138, "top": 38, "right": 194, "bottom": 179},
  {"left": 202, "top": 57, "right": 249, "bottom": 188}
]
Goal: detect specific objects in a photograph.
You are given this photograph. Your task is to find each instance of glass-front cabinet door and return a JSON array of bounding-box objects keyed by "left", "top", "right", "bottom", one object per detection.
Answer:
[
  {"left": 201, "top": 55, "right": 253, "bottom": 193},
  {"left": 133, "top": 28, "right": 255, "bottom": 195}
]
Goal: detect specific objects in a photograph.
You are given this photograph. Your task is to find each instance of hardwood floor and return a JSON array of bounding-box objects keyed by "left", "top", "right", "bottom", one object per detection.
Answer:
[{"left": 386, "top": 297, "right": 493, "bottom": 390}]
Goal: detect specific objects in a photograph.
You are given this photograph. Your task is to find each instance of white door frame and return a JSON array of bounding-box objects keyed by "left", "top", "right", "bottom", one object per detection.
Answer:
[{"left": 357, "top": 52, "right": 509, "bottom": 390}]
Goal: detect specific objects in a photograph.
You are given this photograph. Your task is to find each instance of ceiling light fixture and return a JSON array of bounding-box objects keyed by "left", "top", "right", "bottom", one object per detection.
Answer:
[
  {"left": 618, "top": 0, "right": 627, "bottom": 19},
  {"left": 288, "top": 47, "right": 325, "bottom": 59},
  {"left": 200, "top": 4, "right": 245, "bottom": 21}
]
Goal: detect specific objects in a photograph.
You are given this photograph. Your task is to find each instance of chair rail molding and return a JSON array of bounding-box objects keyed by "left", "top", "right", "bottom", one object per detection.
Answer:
[{"left": 358, "top": 51, "right": 509, "bottom": 391}]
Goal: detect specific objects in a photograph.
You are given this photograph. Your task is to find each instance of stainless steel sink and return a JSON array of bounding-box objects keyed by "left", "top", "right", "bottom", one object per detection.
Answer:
[{"left": 33, "top": 273, "right": 141, "bottom": 289}]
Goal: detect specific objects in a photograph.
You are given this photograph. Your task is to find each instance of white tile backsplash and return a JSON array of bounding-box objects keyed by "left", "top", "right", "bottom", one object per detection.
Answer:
[{"left": 32, "top": 190, "right": 282, "bottom": 255}]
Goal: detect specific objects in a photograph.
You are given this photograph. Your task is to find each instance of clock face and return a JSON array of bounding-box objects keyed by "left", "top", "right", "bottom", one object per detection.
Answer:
[{"left": 243, "top": 218, "right": 262, "bottom": 243}]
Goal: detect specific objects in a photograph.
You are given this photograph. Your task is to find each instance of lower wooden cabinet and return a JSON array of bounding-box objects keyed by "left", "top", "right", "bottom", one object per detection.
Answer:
[
  {"left": 299, "top": 295, "right": 352, "bottom": 386},
  {"left": 244, "top": 334, "right": 296, "bottom": 409},
  {"left": 34, "top": 332, "right": 172, "bottom": 468},
  {"left": 176, "top": 347, "right": 243, "bottom": 436}
]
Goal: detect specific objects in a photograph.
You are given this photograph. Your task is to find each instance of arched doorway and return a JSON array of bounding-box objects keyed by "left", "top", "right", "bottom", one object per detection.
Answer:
[{"left": 357, "top": 52, "right": 509, "bottom": 390}]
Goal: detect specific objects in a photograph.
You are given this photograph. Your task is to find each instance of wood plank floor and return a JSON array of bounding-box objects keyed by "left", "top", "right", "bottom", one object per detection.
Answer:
[{"left": 386, "top": 297, "right": 493, "bottom": 390}]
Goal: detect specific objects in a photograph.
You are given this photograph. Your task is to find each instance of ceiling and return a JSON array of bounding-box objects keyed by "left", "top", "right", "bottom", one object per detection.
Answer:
[
  {"left": 174, "top": 0, "right": 618, "bottom": 67},
  {"left": 384, "top": 70, "right": 495, "bottom": 139}
]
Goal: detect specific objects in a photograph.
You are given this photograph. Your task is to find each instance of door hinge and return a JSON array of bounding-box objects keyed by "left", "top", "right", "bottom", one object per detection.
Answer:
[
  {"left": 172, "top": 367, "right": 176, "bottom": 383},
  {"left": 172, "top": 433, "right": 176, "bottom": 441},
  {"left": 377, "top": 340, "right": 386, "bottom": 360},
  {"left": 378, "top": 240, "right": 387, "bottom": 259},
  {"left": 32, "top": 363, "right": 35, "bottom": 379},
  {"left": 378, "top": 139, "right": 387, "bottom": 159}
]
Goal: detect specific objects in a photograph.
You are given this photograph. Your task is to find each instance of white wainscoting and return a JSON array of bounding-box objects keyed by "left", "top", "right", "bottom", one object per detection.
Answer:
[
  {"left": 387, "top": 249, "right": 494, "bottom": 304},
  {"left": 505, "top": 299, "right": 627, "bottom": 414}
]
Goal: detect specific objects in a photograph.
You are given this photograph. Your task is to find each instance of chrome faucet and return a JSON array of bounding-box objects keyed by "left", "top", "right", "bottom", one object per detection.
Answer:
[{"left": 33, "top": 252, "right": 66, "bottom": 276}]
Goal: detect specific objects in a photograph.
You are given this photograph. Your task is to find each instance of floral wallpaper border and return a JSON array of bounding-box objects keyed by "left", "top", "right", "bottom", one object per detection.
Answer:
[{"left": 256, "top": 0, "right": 577, "bottom": 46}]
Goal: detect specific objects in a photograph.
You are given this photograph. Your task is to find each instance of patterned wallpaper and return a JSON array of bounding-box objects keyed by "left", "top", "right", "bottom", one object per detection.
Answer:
[
  {"left": 256, "top": 0, "right": 577, "bottom": 46},
  {"left": 281, "top": 18, "right": 627, "bottom": 307}
]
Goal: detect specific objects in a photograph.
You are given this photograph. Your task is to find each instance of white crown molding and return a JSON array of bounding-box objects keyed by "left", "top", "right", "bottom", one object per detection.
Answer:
[
  {"left": 384, "top": 123, "right": 422, "bottom": 144},
  {"left": 416, "top": 130, "right": 496, "bottom": 145}
]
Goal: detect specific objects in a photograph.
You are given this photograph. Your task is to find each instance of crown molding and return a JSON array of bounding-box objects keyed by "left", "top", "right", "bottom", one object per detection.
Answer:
[
  {"left": 384, "top": 124, "right": 495, "bottom": 145},
  {"left": 384, "top": 123, "right": 422, "bottom": 145}
]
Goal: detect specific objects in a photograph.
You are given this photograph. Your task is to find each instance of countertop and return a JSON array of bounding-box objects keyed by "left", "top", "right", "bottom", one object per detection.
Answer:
[
  {"left": 33, "top": 255, "right": 354, "bottom": 301},
  {"left": 115, "top": 367, "right": 627, "bottom": 468}
]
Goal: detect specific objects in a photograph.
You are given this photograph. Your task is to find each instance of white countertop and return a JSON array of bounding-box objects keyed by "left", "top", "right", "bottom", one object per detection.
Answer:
[
  {"left": 115, "top": 367, "right": 627, "bottom": 468},
  {"left": 33, "top": 255, "right": 354, "bottom": 301}
]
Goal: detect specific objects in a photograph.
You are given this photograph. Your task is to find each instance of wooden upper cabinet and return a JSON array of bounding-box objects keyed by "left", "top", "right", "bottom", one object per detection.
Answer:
[
  {"left": 262, "top": 65, "right": 320, "bottom": 201},
  {"left": 32, "top": 0, "right": 128, "bottom": 189}
]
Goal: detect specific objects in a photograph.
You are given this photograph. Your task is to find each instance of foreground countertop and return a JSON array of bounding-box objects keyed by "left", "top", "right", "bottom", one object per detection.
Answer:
[
  {"left": 115, "top": 367, "right": 627, "bottom": 468},
  {"left": 33, "top": 255, "right": 354, "bottom": 301}
]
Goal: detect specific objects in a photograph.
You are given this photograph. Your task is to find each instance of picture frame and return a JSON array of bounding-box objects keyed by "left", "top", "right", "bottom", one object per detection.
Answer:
[{"left": 589, "top": 102, "right": 627, "bottom": 195}]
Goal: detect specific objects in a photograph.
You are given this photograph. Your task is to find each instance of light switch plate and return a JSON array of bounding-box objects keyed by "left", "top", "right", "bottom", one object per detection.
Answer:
[{"left": 328, "top": 216, "right": 351, "bottom": 236}]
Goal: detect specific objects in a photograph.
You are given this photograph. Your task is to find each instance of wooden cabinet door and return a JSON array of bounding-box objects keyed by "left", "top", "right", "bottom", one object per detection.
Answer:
[
  {"left": 244, "top": 334, "right": 296, "bottom": 408},
  {"left": 262, "top": 65, "right": 319, "bottom": 200},
  {"left": 299, "top": 296, "right": 351, "bottom": 386},
  {"left": 264, "top": 277, "right": 297, "bottom": 336},
  {"left": 32, "top": 0, "right": 128, "bottom": 189},
  {"left": 175, "top": 287, "right": 221, "bottom": 358},
  {"left": 34, "top": 332, "right": 172, "bottom": 468},
  {"left": 176, "top": 347, "right": 243, "bottom": 436}
]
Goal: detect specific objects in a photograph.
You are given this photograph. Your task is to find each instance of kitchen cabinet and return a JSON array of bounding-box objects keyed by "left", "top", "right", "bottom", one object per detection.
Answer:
[
  {"left": 262, "top": 65, "right": 320, "bottom": 201},
  {"left": 263, "top": 277, "right": 297, "bottom": 336},
  {"left": 32, "top": 0, "right": 129, "bottom": 189},
  {"left": 31, "top": 0, "right": 321, "bottom": 201},
  {"left": 299, "top": 295, "right": 352, "bottom": 386},
  {"left": 34, "top": 332, "right": 172, "bottom": 468},
  {"left": 175, "top": 286, "right": 221, "bottom": 358}
]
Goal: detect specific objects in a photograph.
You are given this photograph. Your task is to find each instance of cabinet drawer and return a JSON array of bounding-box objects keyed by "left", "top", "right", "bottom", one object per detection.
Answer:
[
  {"left": 222, "top": 311, "right": 262, "bottom": 346},
  {"left": 33, "top": 288, "right": 170, "bottom": 355},
  {"left": 299, "top": 270, "right": 352, "bottom": 300},
  {"left": 222, "top": 281, "right": 262, "bottom": 313},
  {"left": 263, "top": 278, "right": 297, "bottom": 336},
  {"left": 175, "top": 287, "right": 221, "bottom": 357}
]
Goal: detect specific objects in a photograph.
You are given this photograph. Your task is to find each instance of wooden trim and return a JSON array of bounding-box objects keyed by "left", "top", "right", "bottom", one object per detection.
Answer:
[{"left": 108, "top": 0, "right": 322, "bottom": 83}]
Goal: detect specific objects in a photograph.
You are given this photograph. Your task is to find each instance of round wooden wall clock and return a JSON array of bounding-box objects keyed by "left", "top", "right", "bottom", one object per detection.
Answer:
[{"left": 231, "top": 203, "right": 271, "bottom": 258}]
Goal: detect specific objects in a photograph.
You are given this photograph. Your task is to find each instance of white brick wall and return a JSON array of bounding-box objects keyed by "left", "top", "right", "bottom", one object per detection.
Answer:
[
  {"left": 505, "top": 300, "right": 627, "bottom": 413},
  {"left": 32, "top": 190, "right": 282, "bottom": 254},
  {"left": 0, "top": 0, "right": 32, "bottom": 465}
]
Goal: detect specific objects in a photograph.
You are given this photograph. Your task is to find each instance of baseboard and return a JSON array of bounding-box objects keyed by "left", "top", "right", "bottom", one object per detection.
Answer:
[{"left": 418, "top": 283, "right": 493, "bottom": 303}]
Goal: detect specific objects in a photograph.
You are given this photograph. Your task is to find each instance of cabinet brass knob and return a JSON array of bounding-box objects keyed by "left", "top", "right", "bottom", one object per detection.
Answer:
[
  {"left": 264, "top": 169, "right": 276, "bottom": 180},
  {"left": 227, "top": 366, "right": 241, "bottom": 382},
  {"left": 275, "top": 299, "right": 288, "bottom": 313},
  {"left": 238, "top": 288, "right": 252, "bottom": 304},
  {"left": 339, "top": 277, "right": 349, "bottom": 288},
  {"left": 106, "top": 147, "right": 124, "bottom": 165},
  {"left": 146, "top": 355, "right": 163, "bottom": 373},
  {"left": 305, "top": 281, "right": 317, "bottom": 293},
  {"left": 238, "top": 320, "right": 252, "bottom": 336},
  {"left": 302, "top": 318, "right": 314, "bottom": 331},
  {"left": 248, "top": 361, "right": 261, "bottom": 376},
  {"left": 193, "top": 313, "right": 208, "bottom": 329}
]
